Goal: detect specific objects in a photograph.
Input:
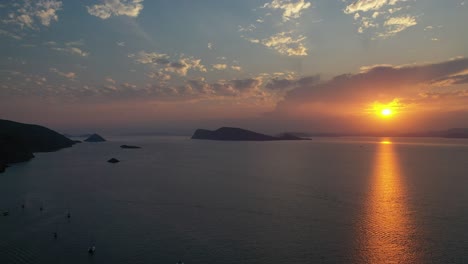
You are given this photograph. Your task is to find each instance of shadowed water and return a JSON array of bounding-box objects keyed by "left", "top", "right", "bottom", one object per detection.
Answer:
[{"left": 1, "top": 137, "right": 468, "bottom": 263}]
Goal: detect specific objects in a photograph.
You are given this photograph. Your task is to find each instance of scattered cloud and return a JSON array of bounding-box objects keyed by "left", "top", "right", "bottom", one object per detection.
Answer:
[
  {"left": 231, "top": 66, "right": 242, "bottom": 71},
  {"left": 117, "top": 41, "right": 126, "bottom": 47},
  {"left": 105, "top": 77, "right": 116, "bottom": 84},
  {"left": 257, "top": 31, "right": 308, "bottom": 56},
  {"left": 129, "top": 51, "right": 169, "bottom": 64},
  {"left": 213, "top": 64, "right": 228, "bottom": 70},
  {"left": 35, "top": 0, "right": 63, "bottom": 26},
  {"left": 52, "top": 47, "right": 90, "bottom": 57},
  {"left": 130, "top": 51, "right": 207, "bottom": 77},
  {"left": 0, "top": 29, "right": 22, "bottom": 40},
  {"left": 165, "top": 57, "right": 207, "bottom": 76},
  {"left": 262, "top": 0, "right": 312, "bottom": 21},
  {"left": 50, "top": 68, "right": 77, "bottom": 79},
  {"left": 240, "top": 0, "right": 310, "bottom": 56},
  {"left": 345, "top": 0, "right": 401, "bottom": 14},
  {"left": 1, "top": 0, "right": 63, "bottom": 30},
  {"left": 87, "top": 0, "right": 144, "bottom": 19},
  {"left": 379, "top": 15, "right": 417, "bottom": 38},
  {"left": 48, "top": 41, "right": 90, "bottom": 57},
  {"left": 344, "top": 0, "right": 418, "bottom": 38},
  {"left": 146, "top": 70, "right": 171, "bottom": 81},
  {"left": 208, "top": 42, "right": 213, "bottom": 50}
]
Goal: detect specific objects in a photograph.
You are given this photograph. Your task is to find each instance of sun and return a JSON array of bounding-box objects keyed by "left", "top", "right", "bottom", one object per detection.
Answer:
[
  {"left": 381, "top": 108, "right": 393, "bottom": 117},
  {"left": 370, "top": 99, "right": 401, "bottom": 119}
]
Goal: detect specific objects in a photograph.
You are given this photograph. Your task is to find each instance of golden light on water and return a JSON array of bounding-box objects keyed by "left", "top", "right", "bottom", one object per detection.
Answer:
[
  {"left": 359, "top": 139, "right": 420, "bottom": 263},
  {"left": 380, "top": 140, "right": 392, "bottom": 145}
]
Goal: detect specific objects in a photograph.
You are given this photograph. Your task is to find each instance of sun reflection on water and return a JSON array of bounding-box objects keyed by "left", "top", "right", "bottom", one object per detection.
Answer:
[{"left": 359, "top": 138, "right": 420, "bottom": 263}]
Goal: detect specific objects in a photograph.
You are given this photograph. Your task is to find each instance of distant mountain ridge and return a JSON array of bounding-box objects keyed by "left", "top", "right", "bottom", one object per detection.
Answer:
[
  {"left": 0, "top": 119, "right": 76, "bottom": 173},
  {"left": 191, "top": 127, "right": 310, "bottom": 141}
]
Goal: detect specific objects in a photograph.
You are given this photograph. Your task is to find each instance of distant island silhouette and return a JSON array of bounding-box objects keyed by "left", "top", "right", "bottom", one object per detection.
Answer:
[
  {"left": 84, "top": 133, "right": 106, "bottom": 142},
  {"left": 191, "top": 127, "right": 310, "bottom": 141},
  {"left": 120, "top": 145, "right": 141, "bottom": 149},
  {"left": 0, "top": 119, "right": 76, "bottom": 173}
]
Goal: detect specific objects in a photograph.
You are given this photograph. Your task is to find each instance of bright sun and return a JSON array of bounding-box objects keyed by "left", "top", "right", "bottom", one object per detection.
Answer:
[
  {"left": 370, "top": 99, "right": 400, "bottom": 119},
  {"left": 381, "top": 108, "right": 392, "bottom": 117}
]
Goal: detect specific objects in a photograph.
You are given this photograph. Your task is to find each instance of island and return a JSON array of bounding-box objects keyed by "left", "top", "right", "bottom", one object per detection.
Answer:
[
  {"left": 0, "top": 119, "right": 76, "bottom": 173},
  {"left": 84, "top": 133, "right": 106, "bottom": 142},
  {"left": 191, "top": 127, "right": 310, "bottom": 141},
  {"left": 120, "top": 145, "right": 141, "bottom": 149},
  {"left": 107, "top": 158, "right": 120, "bottom": 163}
]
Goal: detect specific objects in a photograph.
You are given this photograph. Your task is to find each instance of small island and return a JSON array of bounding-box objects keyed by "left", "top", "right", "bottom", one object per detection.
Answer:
[
  {"left": 84, "top": 133, "right": 106, "bottom": 142},
  {"left": 191, "top": 127, "right": 310, "bottom": 141},
  {"left": 0, "top": 119, "right": 76, "bottom": 173},
  {"left": 120, "top": 145, "right": 141, "bottom": 149},
  {"left": 107, "top": 158, "right": 120, "bottom": 163}
]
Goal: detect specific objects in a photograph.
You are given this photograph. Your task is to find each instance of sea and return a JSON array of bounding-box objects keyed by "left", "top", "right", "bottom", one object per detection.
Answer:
[{"left": 1, "top": 136, "right": 468, "bottom": 264}]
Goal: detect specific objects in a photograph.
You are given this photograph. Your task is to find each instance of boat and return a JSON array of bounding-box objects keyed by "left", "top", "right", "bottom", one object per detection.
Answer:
[{"left": 88, "top": 246, "right": 96, "bottom": 255}]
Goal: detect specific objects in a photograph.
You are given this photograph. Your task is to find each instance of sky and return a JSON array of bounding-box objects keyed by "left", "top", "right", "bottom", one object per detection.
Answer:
[{"left": 0, "top": 0, "right": 467, "bottom": 135}]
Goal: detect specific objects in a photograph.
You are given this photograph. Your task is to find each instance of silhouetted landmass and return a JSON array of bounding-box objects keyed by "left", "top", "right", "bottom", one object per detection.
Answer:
[
  {"left": 192, "top": 127, "right": 310, "bottom": 141},
  {"left": 0, "top": 162, "right": 7, "bottom": 173},
  {"left": 120, "top": 145, "right": 141, "bottom": 149},
  {"left": 108, "top": 158, "right": 120, "bottom": 163},
  {"left": 0, "top": 119, "right": 76, "bottom": 173},
  {"left": 276, "top": 133, "right": 311, "bottom": 140},
  {"left": 84, "top": 134, "right": 106, "bottom": 142},
  {"left": 280, "top": 132, "right": 315, "bottom": 138},
  {"left": 443, "top": 128, "right": 468, "bottom": 138},
  {"left": 63, "top": 133, "right": 92, "bottom": 138}
]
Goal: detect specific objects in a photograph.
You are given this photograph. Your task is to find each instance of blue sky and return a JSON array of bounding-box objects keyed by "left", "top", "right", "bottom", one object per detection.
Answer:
[{"left": 1, "top": 0, "right": 467, "bottom": 134}]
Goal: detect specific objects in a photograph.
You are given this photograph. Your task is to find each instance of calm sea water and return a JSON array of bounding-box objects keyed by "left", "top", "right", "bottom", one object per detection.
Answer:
[{"left": 1, "top": 136, "right": 468, "bottom": 264}]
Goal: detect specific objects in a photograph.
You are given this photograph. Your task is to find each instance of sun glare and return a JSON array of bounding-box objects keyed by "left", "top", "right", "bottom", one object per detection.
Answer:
[
  {"left": 381, "top": 108, "right": 392, "bottom": 117},
  {"left": 370, "top": 99, "right": 401, "bottom": 119}
]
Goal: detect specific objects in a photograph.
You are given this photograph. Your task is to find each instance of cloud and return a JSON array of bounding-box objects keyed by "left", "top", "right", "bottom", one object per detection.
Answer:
[
  {"left": 266, "top": 75, "right": 320, "bottom": 90},
  {"left": 211, "top": 63, "right": 243, "bottom": 71},
  {"left": 1, "top": 0, "right": 63, "bottom": 30},
  {"left": 117, "top": 41, "right": 125, "bottom": 47},
  {"left": 256, "top": 31, "right": 308, "bottom": 56},
  {"left": 165, "top": 78, "right": 263, "bottom": 98},
  {"left": 165, "top": 57, "right": 207, "bottom": 76},
  {"left": 52, "top": 47, "right": 90, "bottom": 57},
  {"left": 35, "top": 0, "right": 63, "bottom": 26},
  {"left": 273, "top": 58, "right": 468, "bottom": 120},
  {"left": 430, "top": 69, "right": 468, "bottom": 87},
  {"left": 213, "top": 64, "right": 228, "bottom": 70},
  {"left": 345, "top": 0, "right": 400, "bottom": 14},
  {"left": 378, "top": 15, "right": 417, "bottom": 38},
  {"left": 0, "top": 29, "right": 22, "bottom": 40},
  {"left": 49, "top": 41, "right": 90, "bottom": 57},
  {"left": 129, "top": 51, "right": 169, "bottom": 64},
  {"left": 147, "top": 70, "right": 171, "bottom": 81},
  {"left": 87, "top": 0, "right": 144, "bottom": 19},
  {"left": 240, "top": 1, "right": 310, "bottom": 56},
  {"left": 208, "top": 42, "right": 213, "bottom": 50},
  {"left": 263, "top": 0, "right": 312, "bottom": 21},
  {"left": 50, "top": 68, "right": 77, "bottom": 79},
  {"left": 130, "top": 51, "right": 206, "bottom": 77},
  {"left": 344, "top": 0, "right": 417, "bottom": 38}
]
